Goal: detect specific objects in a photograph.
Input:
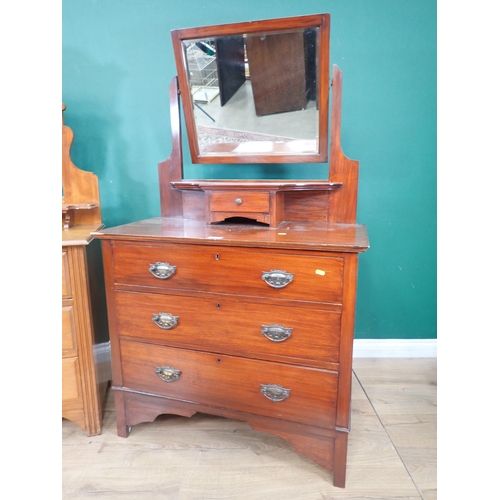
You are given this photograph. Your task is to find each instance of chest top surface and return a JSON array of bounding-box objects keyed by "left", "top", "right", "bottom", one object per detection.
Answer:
[{"left": 93, "top": 217, "right": 368, "bottom": 253}]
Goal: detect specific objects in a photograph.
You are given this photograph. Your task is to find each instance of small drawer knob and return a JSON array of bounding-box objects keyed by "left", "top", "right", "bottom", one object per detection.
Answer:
[{"left": 235, "top": 198, "right": 243, "bottom": 205}]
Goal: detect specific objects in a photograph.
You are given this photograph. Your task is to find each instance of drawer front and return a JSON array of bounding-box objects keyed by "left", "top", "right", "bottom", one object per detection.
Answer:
[
  {"left": 62, "top": 251, "right": 71, "bottom": 298},
  {"left": 62, "top": 356, "right": 81, "bottom": 401},
  {"left": 62, "top": 301, "right": 77, "bottom": 353},
  {"left": 209, "top": 191, "right": 269, "bottom": 213},
  {"left": 120, "top": 340, "right": 338, "bottom": 428},
  {"left": 115, "top": 291, "right": 341, "bottom": 365},
  {"left": 112, "top": 243, "right": 344, "bottom": 304}
]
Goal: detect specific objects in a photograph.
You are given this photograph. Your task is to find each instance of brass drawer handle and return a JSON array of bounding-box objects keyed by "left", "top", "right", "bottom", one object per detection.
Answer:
[
  {"left": 262, "top": 270, "right": 294, "bottom": 288},
  {"left": 261, "top": 324, "right": 293, "bottom": 342},
  {"left": 149, "top": 262, "right": 176, "bottom": 279},
  {"left": 155, "top": 366, "right": 181, "bottom": 382},
  {"left": 260, "top": 383, "right": 291, "bottom": 402},
  {"left": 152, "top": 312, "right": 179, "bottom": 330}
]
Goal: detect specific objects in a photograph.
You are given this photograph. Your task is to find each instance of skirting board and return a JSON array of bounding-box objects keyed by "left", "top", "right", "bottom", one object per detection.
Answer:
[
  {"left": 353, "top": 339, "right": 437, "bottom": 358},
  {"left": 94, "top": 341, "right": 111, "bottom": 363}
]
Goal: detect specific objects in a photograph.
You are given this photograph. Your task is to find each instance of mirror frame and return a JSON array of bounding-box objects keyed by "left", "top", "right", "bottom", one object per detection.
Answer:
[{"left": 171, "top": 13, "right": 330, "bottom": 164}]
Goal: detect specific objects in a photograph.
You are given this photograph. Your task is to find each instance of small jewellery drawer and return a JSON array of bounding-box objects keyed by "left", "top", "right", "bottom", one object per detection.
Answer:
[
  {"left": 209, "top": 191, "right": 269, "bottom": 214},
  {"left": 115, "top": 291, "right": 341, "bottom": 366},
  {"left": 120, "top": 340, "right": 338, "bottom": 428},
  {"left": 112, "top": 243, "right": 344, "bottom": 304}
]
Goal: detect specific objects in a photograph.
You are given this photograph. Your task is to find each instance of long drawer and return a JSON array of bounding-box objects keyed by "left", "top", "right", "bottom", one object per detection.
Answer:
[
  {"left": 111, "top": 243, "right": 344, "bottom": 304},
  {"left": 120, "top": 340, "right": 338, "bottom": 429},
  {"left": 114, "top": 291, "right": 341, "bottom": 366}
]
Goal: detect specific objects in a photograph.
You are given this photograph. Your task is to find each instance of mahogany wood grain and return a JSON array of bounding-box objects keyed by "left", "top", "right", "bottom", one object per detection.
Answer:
[
  {"left": 181, "top": 191, "right": 206, "bottom": 220},
  {"left": 171, "top": 180, "right": 342, "bottom": 191},
  {"left": 336, "top": 253, "right": 359, "bottom": 430},
  {"left": 158, "top": 77, "right": 183, "bottom": 217},
  {"left": 93, "top": 218, "right": 369, "bottom": 253},
  {"left": 110, "top": 242, "right": 345, "bottom": 304},
  {"left": 208, "top": 190, "right": 271, "bottom": 224},
  {"left": 269, "top": 191, "right": 285, "bottom": 227},
  {"left": 101, "top": 239, "right": 124, "bottom": 389},
  {"left": 209, "top": 191, "right": 270, "bottom": 213},
  {"left": 114, "top": 290, "right": 342, "bottom": 368},
  {"left": 333, "top": 431, "right": 349, "bottom": 488},
  {"left": 328, "top": 66, "right": 359, "bottom": 224},
  {"left": 120, "top": 340, "right": 338, "bottom": 429},
  {"left": 283, "top": 191, "right": 329, "bottom": 222}
]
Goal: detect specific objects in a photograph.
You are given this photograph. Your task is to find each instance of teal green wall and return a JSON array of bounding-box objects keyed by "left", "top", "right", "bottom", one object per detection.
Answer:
[{"left": 62, "top": 0, "right": 436, "bottom": 340}]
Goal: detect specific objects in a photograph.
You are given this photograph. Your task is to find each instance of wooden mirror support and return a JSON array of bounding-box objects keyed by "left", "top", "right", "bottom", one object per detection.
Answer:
[{"left": 159, "top": 65, "right": 358, "bottom": 226}]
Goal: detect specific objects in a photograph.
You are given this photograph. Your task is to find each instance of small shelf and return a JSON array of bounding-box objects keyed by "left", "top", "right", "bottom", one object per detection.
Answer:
[
  {"left": 169, "top": 180, "right": 343, "bottom": 227},
  {"left": 62, "top": 202, "right": 99, "bottom": 229},
  {"left": 170, "top": 180, "right": 343, "bottom": 192}
]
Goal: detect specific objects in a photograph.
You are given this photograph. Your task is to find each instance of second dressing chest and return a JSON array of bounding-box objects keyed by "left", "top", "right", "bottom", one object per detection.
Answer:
[{"left": 94, "top": 14, "right": 368, "bottom": 487}]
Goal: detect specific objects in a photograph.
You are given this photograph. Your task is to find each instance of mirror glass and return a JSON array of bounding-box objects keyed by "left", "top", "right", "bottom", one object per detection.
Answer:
[{"left": 172, "top": 14, "right": 330, "bottom": 164}]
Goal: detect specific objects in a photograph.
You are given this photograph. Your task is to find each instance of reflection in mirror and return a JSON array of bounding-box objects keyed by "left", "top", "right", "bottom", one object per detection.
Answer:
[
  {"left": 172, "top": 14, "right": 330, "bottom": 163},
  {"left": 183, "top": 29, "right": 319, "bottom": 157},
  {"left": 182, "top": 29, "right": 319, "bottom": 157}
]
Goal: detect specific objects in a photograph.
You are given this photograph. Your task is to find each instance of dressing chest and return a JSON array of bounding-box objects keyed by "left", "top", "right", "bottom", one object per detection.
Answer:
[
  {"left": 94, "top": 14, "right": 368, "bottom": 487},
  {"left": 62, "top": 104, "right": 111, "bottom": 436}
]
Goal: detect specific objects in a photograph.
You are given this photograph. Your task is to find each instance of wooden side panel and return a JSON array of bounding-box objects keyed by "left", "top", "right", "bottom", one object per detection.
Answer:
[
  {"left": 336, "top": 253, "right": 359, "bottom": 430},
  {"left": 283, "top": 191, "right": 329, "bottom": 222},
  {"left": 63, "top": 245, "right": 108, "bottom": 436},
  {"left": 62, "top": 105, "right": 101, "bottom": 226},
  {"left": 101, "top": 240, "right": 123, "bottom": 389}
]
